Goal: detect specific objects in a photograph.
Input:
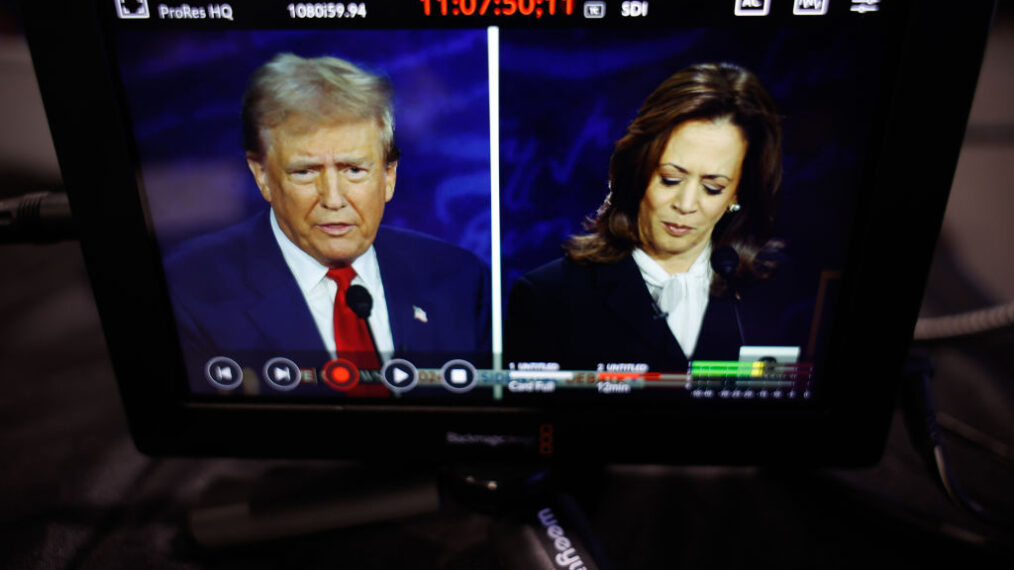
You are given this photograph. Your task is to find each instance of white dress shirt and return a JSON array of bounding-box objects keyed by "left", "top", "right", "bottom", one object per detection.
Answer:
[
  {"left": 632, "top": 244, "right": 713, "bottom": 358},
  {"left": 270, "top": 211, "right": 395, "bottom": 362}
]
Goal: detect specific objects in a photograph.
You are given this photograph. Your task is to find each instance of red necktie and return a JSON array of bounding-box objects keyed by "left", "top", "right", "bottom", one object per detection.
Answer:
[{"left": 325, "top": 266, "right": 380, "bottom": 370}]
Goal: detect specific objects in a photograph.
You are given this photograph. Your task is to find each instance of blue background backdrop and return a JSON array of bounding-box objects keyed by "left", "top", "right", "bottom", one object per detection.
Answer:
[
  {"left": 116, "top": 29, "right": 493, "bottom": 265},
  {"left": 117, "top": 24, "right": 893, "bottom": 324},
  {"left": 498, "top": 24, "right": 892, "bottom": 304}
]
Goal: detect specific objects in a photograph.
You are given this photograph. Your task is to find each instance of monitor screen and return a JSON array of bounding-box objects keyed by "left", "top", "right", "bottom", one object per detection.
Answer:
[{"left": 24, "top": 0, "right": 994, "bottom": 462}]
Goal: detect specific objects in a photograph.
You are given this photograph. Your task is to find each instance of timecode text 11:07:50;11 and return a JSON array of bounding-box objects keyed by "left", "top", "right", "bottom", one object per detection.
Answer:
[{"left": 420, "top": 0, "right": 575, "bottom": 17}]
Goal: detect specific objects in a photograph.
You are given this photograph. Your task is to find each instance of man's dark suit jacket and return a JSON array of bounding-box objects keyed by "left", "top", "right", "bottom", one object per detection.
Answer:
[
  {"left": 165, "top": 211, "right": 491, "bottom": 394},
  {"left": 505, "top": 254, "right": 810, "bottom": 372}
]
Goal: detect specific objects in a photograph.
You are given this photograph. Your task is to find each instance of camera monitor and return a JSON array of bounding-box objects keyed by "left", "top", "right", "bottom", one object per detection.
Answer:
[{"left": 25, "top": 0, "right": 994, "bottom": 463}]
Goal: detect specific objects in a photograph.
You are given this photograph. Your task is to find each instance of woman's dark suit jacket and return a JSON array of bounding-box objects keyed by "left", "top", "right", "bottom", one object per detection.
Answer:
[{"left": 505, "top": 254, "right": 810, "bottom": 372}]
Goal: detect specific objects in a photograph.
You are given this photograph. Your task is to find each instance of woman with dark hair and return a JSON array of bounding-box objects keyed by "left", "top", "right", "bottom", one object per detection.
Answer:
[{"left": 506, "top": 62, "right": 801, "bottom": 371}]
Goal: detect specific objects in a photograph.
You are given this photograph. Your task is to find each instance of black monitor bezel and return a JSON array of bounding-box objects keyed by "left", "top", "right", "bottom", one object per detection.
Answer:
[{"left": 23, "top": 0, "right": 995, "bottom": 465}]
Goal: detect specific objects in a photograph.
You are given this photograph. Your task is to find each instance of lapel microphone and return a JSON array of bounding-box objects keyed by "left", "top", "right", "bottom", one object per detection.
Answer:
[
  {"left": 345, "top": 284, "right": 373, "bottom": 320},
  {"left": 650, "top": 300, "right": 667, "bottom": 321},
  {"left": 346, "top": 285, "right": 382, "bottom": 363},
  {"left": 711, "top": 245, "right": 747, "bottom": 347},
  {"left": 710, "top": 245, "right": 739, "bottom": 286}
]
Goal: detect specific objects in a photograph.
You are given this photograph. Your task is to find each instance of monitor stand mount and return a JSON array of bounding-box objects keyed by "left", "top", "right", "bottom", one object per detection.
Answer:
[{"left": 187, "top": 461, "right": 612, "bottom": 569}]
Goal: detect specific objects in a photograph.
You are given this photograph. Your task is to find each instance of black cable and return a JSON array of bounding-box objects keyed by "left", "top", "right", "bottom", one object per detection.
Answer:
[
  {"left": 0, "top": 190, "right": 77, "bottom": 244},
  {"left": 901, "top": 351, "right": 1013, "bottom": 528},
  {"left": 937, "top": 412, "right": 1014, "bottom": 471}
]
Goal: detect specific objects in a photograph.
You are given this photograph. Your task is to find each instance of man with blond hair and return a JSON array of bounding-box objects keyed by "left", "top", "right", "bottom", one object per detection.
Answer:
[{"left": 166, "top": 53, "right": 490, "bottom": 394}]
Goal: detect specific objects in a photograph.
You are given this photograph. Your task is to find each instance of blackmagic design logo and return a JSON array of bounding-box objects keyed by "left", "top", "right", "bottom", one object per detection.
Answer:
[{"left": 444, "top": 431, "right": 535, "bottom": 448}]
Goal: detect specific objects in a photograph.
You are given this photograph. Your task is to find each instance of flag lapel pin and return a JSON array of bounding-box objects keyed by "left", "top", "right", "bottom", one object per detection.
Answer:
[{"left": 413, "top": 305, "right": 428, "bottom": 323}]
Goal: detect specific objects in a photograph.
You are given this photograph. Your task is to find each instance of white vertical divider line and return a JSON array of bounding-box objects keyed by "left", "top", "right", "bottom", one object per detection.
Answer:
[{"left": 488, "top": 26, "right": 503, "bottom": 370}]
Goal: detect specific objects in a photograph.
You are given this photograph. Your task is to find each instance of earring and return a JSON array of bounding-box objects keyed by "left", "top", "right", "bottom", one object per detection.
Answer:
[{"left": 728, "top": 203, "right": 741, "bottom": 213}]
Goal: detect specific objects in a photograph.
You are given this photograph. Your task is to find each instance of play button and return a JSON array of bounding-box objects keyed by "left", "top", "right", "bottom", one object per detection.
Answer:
[{"left": 381, "top": 359, "right": 418, "bottom": 392}]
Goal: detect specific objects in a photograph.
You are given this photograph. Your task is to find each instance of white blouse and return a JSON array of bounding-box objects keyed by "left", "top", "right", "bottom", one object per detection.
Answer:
[{"left": 631, "top": 244, "right": 712, "bottom": 358}]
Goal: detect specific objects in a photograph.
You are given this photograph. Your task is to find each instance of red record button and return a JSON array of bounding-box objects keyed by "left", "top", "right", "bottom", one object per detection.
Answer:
[{"left": 322, "top": 358, "right": 360, "bottom": 391}]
